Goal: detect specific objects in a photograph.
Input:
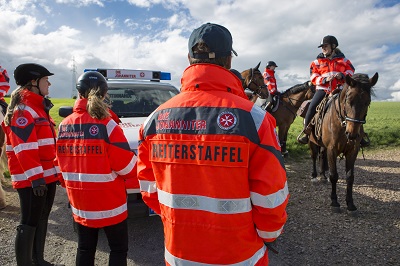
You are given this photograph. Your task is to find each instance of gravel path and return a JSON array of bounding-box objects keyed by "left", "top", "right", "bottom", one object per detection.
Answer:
[{"left": 1, "top": 147, "right": 399, "bottom": 266}]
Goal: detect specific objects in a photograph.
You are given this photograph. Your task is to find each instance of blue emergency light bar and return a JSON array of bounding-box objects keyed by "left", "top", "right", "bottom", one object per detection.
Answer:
[{"left": 83, "top": 68, "right": 171, "bottom": 81}]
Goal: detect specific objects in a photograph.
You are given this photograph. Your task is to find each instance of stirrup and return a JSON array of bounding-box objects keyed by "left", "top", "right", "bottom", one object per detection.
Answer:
[{"left": 297, "top": 132, "right": 309, "bottom": 144}]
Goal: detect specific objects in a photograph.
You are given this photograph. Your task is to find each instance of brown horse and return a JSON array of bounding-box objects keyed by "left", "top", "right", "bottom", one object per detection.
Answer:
[
  {"left": 266, "top": 81, "right": 315, "bottom": 156},
  {"left": 240, "top": 62, "right": 269, "bottom": 103},
  {"left": 309, "top": 73, "right": 378, "bottom": 214}
]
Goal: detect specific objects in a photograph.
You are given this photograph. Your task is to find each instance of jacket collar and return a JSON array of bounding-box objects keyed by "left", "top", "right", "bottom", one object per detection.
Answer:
[
  {"left": 73, "top": 98, "right": 88, "bottom": 113},
  {"left": 21, "top": 89, "right": 53, "bottom": 112},
  {"left": 180, "top": 64, "right": 247, "bottom": 99}
]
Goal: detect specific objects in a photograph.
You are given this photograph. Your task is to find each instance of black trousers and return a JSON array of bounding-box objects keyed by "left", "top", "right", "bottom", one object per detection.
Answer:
[
  {"left": 75, "top": 219, "right": 128, "bottom": 266},
  {"left": 304, "top": 89, "right": 326, "bottom": 127},
  {"left": 17, "top": 182, "right": 57, "bottom": 226}
]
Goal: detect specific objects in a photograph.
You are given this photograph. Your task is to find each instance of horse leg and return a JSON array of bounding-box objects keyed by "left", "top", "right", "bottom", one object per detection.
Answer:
[
  {"left": 318, "top": 147, "right": 328, "bottom": 182},
  {"left": 345, "top": 153, "right": 358, "bottom": 213},
  {"left": 309, "top": 142, "right": 318, "bottom": 182},
  {"left": 327, "top": 149, "right": 340, "bottom": 212},
  {"left": 279, "top": 126, "right": 289, "bottom": 157}
]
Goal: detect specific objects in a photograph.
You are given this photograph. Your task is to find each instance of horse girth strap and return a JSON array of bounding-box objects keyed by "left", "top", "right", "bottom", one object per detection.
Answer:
[{"left": 311, "top": 95, "right": 331, "bottom": 140}]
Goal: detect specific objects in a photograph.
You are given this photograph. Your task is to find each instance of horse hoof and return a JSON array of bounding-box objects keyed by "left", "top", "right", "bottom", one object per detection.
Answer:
[
  {"left": 331, "top": 206, "right": 341, "bottom": 213},
  {"left": 319, "top": 177, "right": 328, "bottom": 183},
  {"left": 310, "top": 177, "right": 318, "bottom": 183},
  {"left": 347, "top": 209, "right": 359, "bottom": 217}
]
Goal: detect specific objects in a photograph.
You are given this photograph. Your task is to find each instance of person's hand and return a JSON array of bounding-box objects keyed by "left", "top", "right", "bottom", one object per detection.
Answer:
[
  {"left": 325, "top": 75, "right": 335, "bottom": 82},
  {"left": 33, "top": 185, "right": 47, "bottom": 197},
  {"left": 335, "top": 73, "right": 344, "bottom": 80}
]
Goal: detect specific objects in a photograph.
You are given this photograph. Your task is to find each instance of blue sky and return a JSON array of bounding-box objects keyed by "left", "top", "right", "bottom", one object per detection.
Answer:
[{"left": 1, "top": 0, "right": 399, "bottom": 101}]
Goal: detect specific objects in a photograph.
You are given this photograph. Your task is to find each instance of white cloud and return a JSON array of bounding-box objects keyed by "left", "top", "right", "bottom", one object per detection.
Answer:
[
  {"left": 0, "top": 0, "right": 399, "bottom": 100},
  {"left": 94, "top": 17, "right": 117, "bottom": 30}
]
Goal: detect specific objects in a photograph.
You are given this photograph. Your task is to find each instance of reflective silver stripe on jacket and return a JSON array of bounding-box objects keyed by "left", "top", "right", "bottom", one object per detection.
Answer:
[
  {"left": 106, "top": 119, "right": 117, "bottom": 136},
  {"left": 158, "top": 189, "right": 252, "bottom": 214},
  {"left": 38, "top": 138, "right": 55, "bottom": 146},
  {"left": 13, "top": 142, "right": 39, "bottom": 154},
  {"left": 43, "top": 167, "right": 58, "bottom": 177},
  {"left": 62, "top": 172, "right": 118, "bottom": 183},
  {"left": 116, "top": 156, "right": 137, "bottom": 176},
  {"left": 139, "top": 180, "right": 157, "bottom": 193},
  {"left": 165, "top": 245, "right": 266, "bottom": 266},
  {"left": 11, "top": 165, "right": 44, "bottom": 181},
  {"left": 71, "top": 202, "right": 127, "bottom": 220},
  {"left": 256, "top": 224, "right": 284, "bottom": 239},
  {"left": 17, "top": 105, "right": 39, "bottom": 118},
  {"left": 250, "top": 181, "right": 289, "bottom": 209},
  {"left": 250, "top": 104, "right": 266, "bottom": 132}
]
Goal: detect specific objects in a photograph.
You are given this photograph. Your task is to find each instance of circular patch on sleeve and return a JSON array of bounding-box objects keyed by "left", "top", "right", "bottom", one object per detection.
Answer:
[
  {"left": 16, "top": 117, "right": 28, "bottom": 127},
  {"left": 89, "top": 125, "right": 99, "bottom": 136},
  {"left": 217, "top": 111, "right": 237, "bottom": 130}
]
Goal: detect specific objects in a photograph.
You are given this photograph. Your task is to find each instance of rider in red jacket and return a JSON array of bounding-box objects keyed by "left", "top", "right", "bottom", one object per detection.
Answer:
[
  {"left": 263, "top": 61, "right": 279, "bottom": 110},
  {"left": 137, "top": 23, "right": 288, "bottom": 266},
  {"left": 298, "top": 35, "right": 356, "bottom": 144},
  {"left": 56, "top": 71, "right": 136, "bottom": 265}
]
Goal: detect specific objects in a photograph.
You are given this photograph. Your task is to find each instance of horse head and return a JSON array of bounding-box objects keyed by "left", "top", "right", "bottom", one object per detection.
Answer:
[
  {"left": 340, "top": 72, "right": 378, "bottom": 141},
  {"left": 240, "top": 62, "right": 269, "bottom": 99}
]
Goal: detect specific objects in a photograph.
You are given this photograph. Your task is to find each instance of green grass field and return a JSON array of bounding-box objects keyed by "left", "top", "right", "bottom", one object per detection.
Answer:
[{"left": 285, "top": 101, "right": 400, "bottom": 157}]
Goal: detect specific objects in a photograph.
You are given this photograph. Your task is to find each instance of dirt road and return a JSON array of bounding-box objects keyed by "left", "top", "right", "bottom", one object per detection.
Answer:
[{"left": 1, "top": 148, "right": 399, "bottom": 265}]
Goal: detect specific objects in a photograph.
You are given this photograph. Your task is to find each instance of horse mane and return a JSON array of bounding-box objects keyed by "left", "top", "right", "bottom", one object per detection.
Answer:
[
  {"left": 282, "top": 82, "right": 308, "bottom": 96},
  {"left": 347, "top": 73, "right": 375, "bottom": 96}
]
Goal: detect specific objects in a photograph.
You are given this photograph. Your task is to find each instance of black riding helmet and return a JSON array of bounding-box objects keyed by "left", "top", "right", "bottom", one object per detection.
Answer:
[
  {"left": 76, "top": 71, "right": 108, "bottom": 97},
  {"left": 318, "top": 35, "right": 338, "bottom": 48},
  {"left": 14, "top": 63, "right": 54, "bottom": 86},
  {"left": 230, "top": 69, "right": 244, "bottom": 82},
  {"left": 266, "top": 61, "right": 278, "bottom": 68}
]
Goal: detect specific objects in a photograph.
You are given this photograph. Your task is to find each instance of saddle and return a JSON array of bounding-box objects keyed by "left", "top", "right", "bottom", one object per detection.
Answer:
[
  {"left": 263, "top": 94, "right": 280, "bottom": 112},
  {"left": 309, "top": 93, "right": 338, "bottom": 140}
]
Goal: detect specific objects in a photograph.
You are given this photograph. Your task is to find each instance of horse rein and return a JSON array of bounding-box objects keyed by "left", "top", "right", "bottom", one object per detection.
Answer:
[
  {"left": 336, "top": 90, "right": 367, "bottom": 127},
  {"left": 244, "top": 68, "right": 268, "bottom": 99}
]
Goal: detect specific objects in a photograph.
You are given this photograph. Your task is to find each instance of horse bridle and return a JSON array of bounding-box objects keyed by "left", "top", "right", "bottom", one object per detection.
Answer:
[
  {"left": 244, "top": 68, "right": 268, "bottom": 99},
  {"left": 336, "top": 89, "right": 367, "bottom": 127}
]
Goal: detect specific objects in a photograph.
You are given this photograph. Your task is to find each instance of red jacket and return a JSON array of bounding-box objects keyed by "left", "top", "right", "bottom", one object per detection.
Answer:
[
  {"left": 263, "top": 68, "right": 278, "bottom": 95},
  {"left": 310, "top": 51, "right": 355, "bottom": 93},
  {"left": 138, "top": 64, "right": 288, "bottom": 265},
  {"left": 56, "top": 99, "right": 137, "bottom": 228},
  {"left": 2, "top": 89, "right": 60, "bottom": 189},
  {"left": 0, "top": 65, "right": 10, "bottom": 100}
]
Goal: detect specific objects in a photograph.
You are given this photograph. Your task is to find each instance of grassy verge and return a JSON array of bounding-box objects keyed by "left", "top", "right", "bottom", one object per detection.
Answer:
[{"left": 283, "top": 101, "right": 400, "bottom": 158}]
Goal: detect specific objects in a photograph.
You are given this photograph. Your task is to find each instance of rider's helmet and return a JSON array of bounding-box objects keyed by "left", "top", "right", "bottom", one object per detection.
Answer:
[
  {"left": 14, "top": 63, "right": 54, "bottom": 86},
  {"left": 266, "top": 61, "right": 278, "bottom": 68},
  {"left": 76, "top": 71, "right": 108, "bottom": 97},
  {"left": 318, "top": 35, "right": 338, "bottom": 48}
]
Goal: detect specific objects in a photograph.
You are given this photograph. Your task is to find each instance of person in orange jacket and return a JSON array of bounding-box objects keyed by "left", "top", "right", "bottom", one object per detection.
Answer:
[
  {"left": 297, "top": 35, "right": 353, "bottom": 144},
  {"left": 0, "top": 64, "right": 10, "bottom": 115},
  {"left": 263, "top": 61, "right": 279, "bottom": 110},
  {"left": 2, "top": 63, "right": 62, "bottom": 266},
  {"left": 137, "top": 22, "right": 289, "bottom": 265},
  {"left": 55, "top": 71, "right": 136, "bottom": 266},
  {"left": 0, "top": 64, "right": 10, "bottom": 210}
]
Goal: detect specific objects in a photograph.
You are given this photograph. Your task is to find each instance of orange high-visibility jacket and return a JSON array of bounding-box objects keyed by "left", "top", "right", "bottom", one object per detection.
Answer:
[
  {"left": 2, "top": 89, "right": 60, "bottom": 189},
  {"left": 310, "top": 51, "right": 355, "bottom": 93},
  {"left": 263, "top": 68, "right": 278, "bottom": 95},
  {"left": 0, "top": 65, "right": 10, "bottom": 99},
  {"left": 56, "top": 99, "right": 137, "bottom": 228},
  {"left": 138, "top": 64, "right": 289, "bottom": 266}
]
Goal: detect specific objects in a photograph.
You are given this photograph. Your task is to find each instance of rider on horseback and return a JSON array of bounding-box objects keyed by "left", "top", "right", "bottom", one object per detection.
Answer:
[
  {"left": 263, "top": 61, "right": 279, "bottom": 110},
  {"left": 297, "top": 35, "right": 370, "bottom": 147}
]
